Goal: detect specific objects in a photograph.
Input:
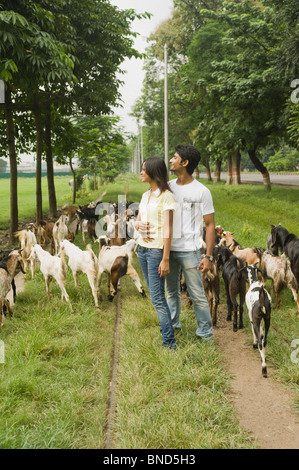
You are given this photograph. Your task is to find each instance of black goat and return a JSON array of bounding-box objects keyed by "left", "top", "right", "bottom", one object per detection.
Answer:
[
  {"left": 270, "top": 224, "right": 299, "bottom": 290},
  {"left": 216, "top": 245, "right": 247, "bottom": 332}
]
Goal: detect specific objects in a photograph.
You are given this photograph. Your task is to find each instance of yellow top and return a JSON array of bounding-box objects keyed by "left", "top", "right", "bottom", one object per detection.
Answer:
[{"left": 138, "top": 188, "right": 176, "bottom": 249}]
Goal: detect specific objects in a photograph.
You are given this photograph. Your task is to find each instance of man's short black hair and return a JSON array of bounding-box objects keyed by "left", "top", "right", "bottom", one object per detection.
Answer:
[{"left": 175, "top": 144, "right": 201, "bottom": 175}]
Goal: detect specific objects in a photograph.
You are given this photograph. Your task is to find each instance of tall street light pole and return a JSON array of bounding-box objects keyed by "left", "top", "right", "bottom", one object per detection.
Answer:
[{"left": 164, "top": 43, "right": 168, "bottom": 171}]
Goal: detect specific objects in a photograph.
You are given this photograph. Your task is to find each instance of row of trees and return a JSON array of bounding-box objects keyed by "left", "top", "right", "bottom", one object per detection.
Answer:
[
  {"left": 0, "top": 0, "right": 150, "bottom": 241},
  {"left": 133, "top": 0, "right": 299, "bottom": 190}
]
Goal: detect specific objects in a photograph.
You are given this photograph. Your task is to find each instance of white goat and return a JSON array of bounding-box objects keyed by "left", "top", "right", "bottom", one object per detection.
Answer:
[
  {"left": 97, "top": 239, "right": 145, "bottom": 300},
  {"left": 52, "top": 214, "right": 69, "bottom": 255},
  {"left": 245, "top": 264, "right": 271, "bottom": 377},
  {"left": 59, "top": 240, "right": 99, "bottom": 308},
  {"left": 14, "top": 229, "right": 37, "bottom": 277},
  {"left": 28, "top": 244, "right": 73, "bottom": 312}
]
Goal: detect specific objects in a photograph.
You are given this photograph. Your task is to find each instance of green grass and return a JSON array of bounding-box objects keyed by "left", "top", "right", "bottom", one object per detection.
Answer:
[{"left": 0, "top": 175, "right": 299, "bottom": 448}]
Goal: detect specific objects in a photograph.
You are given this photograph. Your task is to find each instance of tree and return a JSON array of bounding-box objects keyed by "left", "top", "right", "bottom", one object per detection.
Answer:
[
  {"left": 0, "top": 0, "right": 150, "bottom": 237},
  {"left": 0, "top": 2, "right": 75, "bottom": 234}
]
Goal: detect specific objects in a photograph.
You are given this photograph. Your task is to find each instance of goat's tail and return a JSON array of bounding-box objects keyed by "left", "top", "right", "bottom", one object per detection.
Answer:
[
  {"left": 14, "top": 230, "right": 26, "bottom": 241},
  {"left": 86, "top": 244, "right": 98, "bottom": 275},
  {"left": 60, "top": 246, "right": 68, "bottom": 278},
  {"left": 259, "top": 286, "right": 266, "bottom": 310}
]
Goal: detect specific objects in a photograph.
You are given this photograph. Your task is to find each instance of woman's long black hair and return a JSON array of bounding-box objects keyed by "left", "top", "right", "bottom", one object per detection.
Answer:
[{"left": 143, "top": 157, "right": 171, "bottom": 193}]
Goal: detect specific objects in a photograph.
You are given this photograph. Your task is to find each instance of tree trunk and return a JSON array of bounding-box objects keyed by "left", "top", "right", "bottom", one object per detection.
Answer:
[
  {"left": 226, "top": 154, "right": 232, "bottom": 185},
  {"left": 194, "top": 166, "right": 199, "bottom": 179},
  {"left": 248, "top": 148, "right": 271, "bottom": 190},
  {"left": 5, "top": 86, "right": 18, "bottom": 243},
  {"left": 69, "top": 157, "right": 76, "bottom": 204},
  {"left": 214, "top": 159, "right": 222, "bottom": 182},
  {"left": 33, "top": 98, "right": 43, "bottom": 224},
  {"left": 231, "top": 148, "right": 241, "bottom": 184},
  {"left": 45, "top": 105, "right": 57, "bottom": 218}
]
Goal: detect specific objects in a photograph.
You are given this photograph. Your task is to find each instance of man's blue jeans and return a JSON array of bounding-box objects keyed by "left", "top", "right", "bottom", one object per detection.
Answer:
[
  {"left": 138, "top": 246, "right": 176, "bottom": 349},
  {"left": 165, "top": 250, "right": 213, "bottom": 339}
]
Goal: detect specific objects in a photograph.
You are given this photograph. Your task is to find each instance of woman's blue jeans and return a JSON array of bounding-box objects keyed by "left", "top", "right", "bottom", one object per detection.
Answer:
[
  {"left": 165, "top": 250, "right": 213, "bottom": 339},
  {"left": 138, "top": 246, "right": 176, "bottom": 349}
]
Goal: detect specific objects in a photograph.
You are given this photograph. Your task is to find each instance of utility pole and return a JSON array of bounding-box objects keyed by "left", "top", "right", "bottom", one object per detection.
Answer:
[{"left": 164, "top": 43, "right": 169, "bottom": 171}]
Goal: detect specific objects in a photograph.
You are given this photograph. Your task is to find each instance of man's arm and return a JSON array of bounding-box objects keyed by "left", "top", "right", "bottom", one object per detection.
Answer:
[{"left": 198, "top": 213, "right": 215, "bottom": 274}]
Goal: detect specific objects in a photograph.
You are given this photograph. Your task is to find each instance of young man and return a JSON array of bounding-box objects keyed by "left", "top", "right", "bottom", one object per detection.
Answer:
[{"left": 166, "top": 144, "right": 215, "bottom": 340}]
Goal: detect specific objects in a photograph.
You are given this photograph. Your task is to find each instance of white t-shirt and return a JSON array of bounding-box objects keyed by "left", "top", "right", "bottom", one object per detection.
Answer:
[{"left": 169, "top": 178, "right": 215, "bottom": 252}]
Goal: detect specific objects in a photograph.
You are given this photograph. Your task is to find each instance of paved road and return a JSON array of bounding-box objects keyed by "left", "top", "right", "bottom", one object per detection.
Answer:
[{"left": 199, "top": 172, "right": 299, "bottom": 187}]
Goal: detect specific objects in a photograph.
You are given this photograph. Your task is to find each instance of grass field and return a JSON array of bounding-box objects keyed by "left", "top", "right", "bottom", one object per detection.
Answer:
[{"left": 0, "top": 174, "right": 299, "bottom": 449}]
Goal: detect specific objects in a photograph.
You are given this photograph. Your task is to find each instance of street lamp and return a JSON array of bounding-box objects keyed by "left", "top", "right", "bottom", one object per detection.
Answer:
[{"left": 164, "top": 43, "right": 168, "bottom": 171}]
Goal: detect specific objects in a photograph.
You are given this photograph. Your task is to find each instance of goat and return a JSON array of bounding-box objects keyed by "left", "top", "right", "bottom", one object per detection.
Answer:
[
  {"left": 28, "top": 244, "right": 73, "bottom": 312},
  {"left": 260, "top": 251, "right": 299, "bottom": 312},
  {"left": 270, "top": 224, "right": 299, "bottom": 294},
  {"left": 77, "top": 217, "right": 97, "bottom": 244},
  {"left": 220, "top": 231, "right": 264, "bottom": 266},
  {"left": 28, "top": 220, "right": 55, "bottom": 254},
  {"left": 216, "top": 245, "right": 247, "bottom": 332},
  {"left": 59, "top": 240, "right": 99, "bottom": 308},
  {"left": 245, "top": 264, "right": 271, "bottom": 377},
  {"left": 97, "top": 239, "right": 146, "bottom": 301},
  {"left": 103, "top": 213, "right": 126, "bottom": 246},
  {"left": 14, "top": 229, "right": 37, "bottom": 277},
  {"left": 202, "top": 260, "right": 220, "bottom": 327},
  {"left": 0, "top": 250, "right": 24, "bottom": 331},
  {"left": 52, "top": 214, "right": 69, "bottom": 255}
]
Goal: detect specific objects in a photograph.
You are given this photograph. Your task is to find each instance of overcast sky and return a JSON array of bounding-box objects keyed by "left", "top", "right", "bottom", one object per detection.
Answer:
[{"left": 110, "top": 0, "right": 174, "bottom": 134}]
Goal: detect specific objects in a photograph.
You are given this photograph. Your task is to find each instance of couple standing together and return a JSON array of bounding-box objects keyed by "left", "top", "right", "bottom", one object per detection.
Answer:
[{"left": 135, "top": 144, "right": 215, "bottom": 349}]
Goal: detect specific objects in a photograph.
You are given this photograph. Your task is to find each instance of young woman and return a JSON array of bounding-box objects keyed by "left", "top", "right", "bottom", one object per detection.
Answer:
[{"left": 135, "top": 157, "right": 177, "bottom": 349}]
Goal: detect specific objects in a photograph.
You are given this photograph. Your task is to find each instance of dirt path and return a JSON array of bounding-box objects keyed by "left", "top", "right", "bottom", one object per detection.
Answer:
[{"left": 214, "top": 306, "right": 299, "bottom": 449}]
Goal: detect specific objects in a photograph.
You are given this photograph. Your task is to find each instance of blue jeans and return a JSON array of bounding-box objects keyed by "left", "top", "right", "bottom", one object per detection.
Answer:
[
  {"left": 138, "top": 246, "right": 176, "bottom": 349},
  {"left": 165, "top": 250, "right": 213, "bottom": 339}
]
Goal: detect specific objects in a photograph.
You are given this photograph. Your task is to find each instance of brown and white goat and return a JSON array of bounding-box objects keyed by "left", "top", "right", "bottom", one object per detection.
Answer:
[
  {"left": 202, "top": 260, "right": 220, "bottom": 327},
  {"left": 60, "top": 240, "right": 99, "bottom": 308},
  {"left": 220, "top": 231, "right": 263, "bottom": 266},
  {"left": 14, "top": 229, "right": 37, "bottom": 277},
  {"left": 245, "top": 264, "right": 271, "bottom": 377},
  {"left": 260, "top": 251, "right": 299, "bottom": 312},
  {"left": 28, "top": 220, "right": 55, "bottom": 254},
  {"left": 52, "top": 214, "right": 69, "bottom": 255},
  {"left": 28, "top": 244, "right": 73, "bottom": 312},
  {"left": 0, "top": 250, "right": 24, "bottom": 331},
  {"left": 97, "top": 239, "right": 146, "bottom": 301}
]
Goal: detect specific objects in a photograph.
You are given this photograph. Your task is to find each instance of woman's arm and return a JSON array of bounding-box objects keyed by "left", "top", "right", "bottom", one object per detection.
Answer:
[{"left": 159, "top": 210, "right": 173, "bottom": 277}]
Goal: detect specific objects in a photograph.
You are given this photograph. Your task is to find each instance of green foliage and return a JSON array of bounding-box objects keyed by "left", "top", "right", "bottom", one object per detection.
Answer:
[
  {"left": 134, "top": 0, "right": 298, "bottom": 172},
  {"left": 267, "top": 148, "right": 299, "bottom": 171}
]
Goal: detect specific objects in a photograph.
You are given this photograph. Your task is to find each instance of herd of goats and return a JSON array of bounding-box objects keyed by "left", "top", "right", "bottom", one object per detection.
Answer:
[{"left": 1, "top": 195, "right": 299, "bottom": 378}]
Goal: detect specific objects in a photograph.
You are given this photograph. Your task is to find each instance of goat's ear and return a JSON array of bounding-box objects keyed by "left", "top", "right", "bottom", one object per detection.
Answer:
[{"left": 270, "top": 221, "right": 275, "bottom": 228}]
